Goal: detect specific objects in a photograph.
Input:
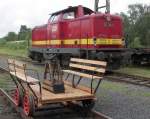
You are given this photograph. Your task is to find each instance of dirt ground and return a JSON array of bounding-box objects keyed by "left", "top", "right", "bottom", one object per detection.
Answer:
[{"left": 0, "top": 96, "right": 21, "bottom": 119}]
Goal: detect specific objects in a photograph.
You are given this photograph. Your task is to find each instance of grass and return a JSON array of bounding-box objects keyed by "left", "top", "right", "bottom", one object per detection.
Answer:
[
  {"left": 0, "top": 47, "right": 27, "bottom": 58},
  {"left": 0, "top": 72, "right": 11, "bottom": 89},
  {"left": 0, "top": 40, "right": 28, "bottom": 58},
  {"left": 100, "top": 80, "right": 150, "bottom": 98},
  {"left": 115, "top": 66, "right": 150, "bottom": 78},
  {"left": 101, "top": 81, "right": 127, "bottom": 92}
]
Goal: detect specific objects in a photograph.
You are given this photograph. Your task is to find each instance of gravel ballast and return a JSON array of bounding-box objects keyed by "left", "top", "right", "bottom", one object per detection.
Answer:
[{"left": 95, "top": 80, "right": 150, "bottom": 119}]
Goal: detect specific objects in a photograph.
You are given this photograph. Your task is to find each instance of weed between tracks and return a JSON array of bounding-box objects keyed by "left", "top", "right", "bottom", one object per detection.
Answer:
[
  {"left": 115, "top": 66, "right": 150, "bottom": 78},
  {"left": 100, "top": 81, "right": 150, "bottom": 98},
  {"left": 0, "top": 72, "right": 12, "bottom": 89}
]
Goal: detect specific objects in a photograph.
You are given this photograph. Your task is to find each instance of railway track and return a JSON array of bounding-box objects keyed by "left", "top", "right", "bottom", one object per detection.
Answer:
[
  {"left": 21, "top": 59, "right": 150, "bottom": 88},
  {"left": 0, "top": 65, "right": 112, "bottom": 119},
  {"left": 105, "top": 72, "right": 150, "bottom": 88},
  {"left": 1, "top": 58, "right": 150, "bottom": 88}
]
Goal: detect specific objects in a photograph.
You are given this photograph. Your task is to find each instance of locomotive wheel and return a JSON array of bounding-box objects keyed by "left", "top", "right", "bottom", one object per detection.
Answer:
[
  {"left": 82, "top": 99, "right": 95, "bottom": 110},
  {"left": 23, "top": 93, "right": 35, "bottom": 116},
  {"left": 13, "top": 87, "right": 23, "bottom": 106}
]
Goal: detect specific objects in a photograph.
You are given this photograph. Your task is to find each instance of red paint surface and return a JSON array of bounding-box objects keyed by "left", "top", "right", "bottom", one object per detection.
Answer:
[{"left": 32, "top": 6, "right": 124, "bottom": 49}]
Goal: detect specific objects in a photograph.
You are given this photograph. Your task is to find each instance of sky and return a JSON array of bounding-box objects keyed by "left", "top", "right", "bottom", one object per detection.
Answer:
[{"left": 0, "top": 0, "right": 150, "bottom": 38}]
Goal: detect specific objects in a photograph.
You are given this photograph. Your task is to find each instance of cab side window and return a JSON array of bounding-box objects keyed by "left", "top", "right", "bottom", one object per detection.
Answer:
[
  {"left": 49, "top": 14, "right": 60, "bottom": 23},
  {"left": 63, "top": 12, "right": 75, "bottom": 20}
]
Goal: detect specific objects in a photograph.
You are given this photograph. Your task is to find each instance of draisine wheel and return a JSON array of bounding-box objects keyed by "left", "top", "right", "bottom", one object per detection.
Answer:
[
  {"left": 13, "top": 87, "right": 23, "bottom": 106},
  {"left": 82, "top": 99, "right": 95, "bottom": 110},
  {"left": 23, "top": 93, "right": 35, "bottom": 116}
]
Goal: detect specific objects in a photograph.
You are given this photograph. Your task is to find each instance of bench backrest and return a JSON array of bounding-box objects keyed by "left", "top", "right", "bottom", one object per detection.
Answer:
[
  {"left": 70, "top": 58, "right": 107, "bottom": 76},
  {"left": 8, "top": 59, "right": 26, "bottom": 77}
]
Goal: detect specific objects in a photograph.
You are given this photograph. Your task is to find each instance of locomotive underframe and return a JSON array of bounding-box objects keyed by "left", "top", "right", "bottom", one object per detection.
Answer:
[
  {"left": 28, "top": 48, "right": 149, "bottom": 68},
  {"left": 29, "top": 47, "right": 129, "bottom": 70}
]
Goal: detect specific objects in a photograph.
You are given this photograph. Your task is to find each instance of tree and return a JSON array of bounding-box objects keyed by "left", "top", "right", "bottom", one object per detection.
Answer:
[
  {"left": 121, "top": 4, "right": 150, "bottom": 48},
  {"left": 18, "top": 25, "right": 31, "bottom": 41},
  {"left": 129, "top": 37, "right": 143, "bottom": 48},
  {"left": 128, "top": 4, "right": 145, "bottom": 24},
  {"left": 145, "top": 30, "right": 150, "bottom": 47},
  {"left": 135, "top": 14, "right": 150, "bottom": 47},
  {"left": 5, "top": 32, "right": 18, "bottom": 41}
]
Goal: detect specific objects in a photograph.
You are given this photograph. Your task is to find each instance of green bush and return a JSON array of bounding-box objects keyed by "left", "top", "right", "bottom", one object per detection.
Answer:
[
  {"left": 129, "top": 37, "right": 143, "bottom": 48},
  {"left": 0, "top": 39, "right": 7, "bottom": 46},
  {"left": 7, "top": 41, "right": 28, "bottom": 50}
]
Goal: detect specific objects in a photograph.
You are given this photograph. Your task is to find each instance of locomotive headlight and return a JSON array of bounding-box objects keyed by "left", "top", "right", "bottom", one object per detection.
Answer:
[{"left": 93, "top": 37, "right": 97, "bottom": 46}]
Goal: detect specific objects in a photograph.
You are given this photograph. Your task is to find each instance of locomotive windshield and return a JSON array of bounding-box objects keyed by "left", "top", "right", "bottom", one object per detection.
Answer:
[
  {"left": 83, "top": 7, "right": 94, "bottom": 15},
  {"left": 63, "top": 12, "right": 75, "bottom": 19}
]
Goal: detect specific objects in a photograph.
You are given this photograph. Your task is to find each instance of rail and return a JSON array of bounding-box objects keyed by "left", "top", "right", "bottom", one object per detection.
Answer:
[
  {"left": 105, "top": 71, "right": 150, "bottom": 88},
  {"left": 0, "top": 88, "right": 33, "bottom": 119}
]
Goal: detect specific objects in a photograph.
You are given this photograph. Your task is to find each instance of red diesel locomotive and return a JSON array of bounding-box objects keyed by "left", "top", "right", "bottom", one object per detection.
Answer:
[{"left": 29, "top": 5, "right": 126, "bottom": 69}]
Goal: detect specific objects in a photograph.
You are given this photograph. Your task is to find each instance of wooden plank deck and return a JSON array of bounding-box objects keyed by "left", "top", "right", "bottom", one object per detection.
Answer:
[
  {"left": 30, "top": 81, "right": 95, "bottom": 105},
  {"left": 10, "top": 72, "right": 39, "bottom": 84}
]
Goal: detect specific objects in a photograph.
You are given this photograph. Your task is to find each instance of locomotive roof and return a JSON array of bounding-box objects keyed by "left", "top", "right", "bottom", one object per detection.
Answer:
[
  {"left": 51, "top": 5, "right": 94, "bottom": 15},
  {"left": 34, "top": 24, "right": 47, "bottom": 29}
]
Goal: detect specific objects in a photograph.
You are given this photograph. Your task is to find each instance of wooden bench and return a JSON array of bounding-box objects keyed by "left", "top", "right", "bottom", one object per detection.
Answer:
[{"left": 63, "top": 58, "right": 107, "bottom": 94}]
